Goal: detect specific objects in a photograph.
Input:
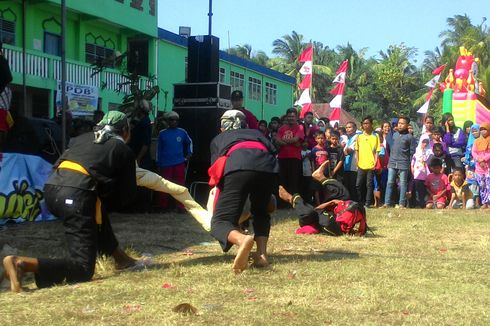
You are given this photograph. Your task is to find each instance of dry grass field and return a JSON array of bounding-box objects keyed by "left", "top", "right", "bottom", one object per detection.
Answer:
[{"left": 0, "top": 208, "right": 489, "bottom": 325}]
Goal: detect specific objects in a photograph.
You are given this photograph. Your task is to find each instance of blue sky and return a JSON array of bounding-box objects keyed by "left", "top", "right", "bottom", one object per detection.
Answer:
[{"left": 158, "top": 0, "right": 490, "bottom": 65}]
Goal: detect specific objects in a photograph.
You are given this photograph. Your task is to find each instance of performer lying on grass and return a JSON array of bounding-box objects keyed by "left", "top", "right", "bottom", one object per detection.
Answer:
[
  {"left": 2, "top": 111, "right": 146, "bottom": 292},
  {"left": 278, "top": 161, "right": 351, "bottom": 234},
  {"left": 208, "top": 110, "right": 279, "bottom": 273}
]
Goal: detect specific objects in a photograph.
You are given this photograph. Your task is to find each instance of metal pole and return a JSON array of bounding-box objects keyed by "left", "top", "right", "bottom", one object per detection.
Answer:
[
  {"left": 61, "top": 0, "right": 67, "bottom": 151},
  {"left": 208, "top": 0, "right": 212, "bottom": 36},
  {"left": 22, "top": 0, "right": 26, "bottom": 116}
]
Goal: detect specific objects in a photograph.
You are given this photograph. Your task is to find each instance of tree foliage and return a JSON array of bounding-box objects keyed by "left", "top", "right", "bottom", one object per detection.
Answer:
[{"left": 228, "top": 15, "right": 490, "bottom": 125}]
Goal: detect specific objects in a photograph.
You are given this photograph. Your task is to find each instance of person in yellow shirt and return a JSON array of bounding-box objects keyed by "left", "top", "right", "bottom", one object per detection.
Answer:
[{"left": 355, "top": 116, "right": 380, "bottom": 207}]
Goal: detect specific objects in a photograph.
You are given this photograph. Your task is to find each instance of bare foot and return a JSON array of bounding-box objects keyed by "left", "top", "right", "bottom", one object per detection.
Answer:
[
  {"left": 3, "top": 256, "right": 23, "bottom": 293},
  {"left": 252, "top": 253, "right": 269, "bottom": 268},
  {"left": 115, "top": 258, "right": 137, "bottom": 270},
  {"left": 278, "top": 185, "right": 293, "bottom": 204},
  {"left": 312, "top": 161, "right": 329, "bottom": 183},
  {"left": 113, "top": 247, "right": 138, "bottom": 270},
  {"left": 232, "top": 235, "right": 254, "bottom": 274}
]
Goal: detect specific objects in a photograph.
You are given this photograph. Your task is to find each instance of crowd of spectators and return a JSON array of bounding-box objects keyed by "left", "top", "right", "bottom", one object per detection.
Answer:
[{"left": 254, "top": 110, "right": 490, "bottom": 210}]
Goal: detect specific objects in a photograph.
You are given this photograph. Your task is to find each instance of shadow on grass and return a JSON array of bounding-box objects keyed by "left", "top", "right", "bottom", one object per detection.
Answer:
[{"left": 176, "top": 249, "right": 360, "bottom": 268}]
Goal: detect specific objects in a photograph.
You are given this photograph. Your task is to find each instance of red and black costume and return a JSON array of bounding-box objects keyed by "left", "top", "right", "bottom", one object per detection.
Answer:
[{"left": 209, "top": 129, "right": 278, "bottom": 251}]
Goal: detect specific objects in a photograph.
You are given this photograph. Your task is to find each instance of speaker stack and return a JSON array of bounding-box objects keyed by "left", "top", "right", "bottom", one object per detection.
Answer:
[{"left": 173, "top": 35, "right": 231, "bottom": 184}]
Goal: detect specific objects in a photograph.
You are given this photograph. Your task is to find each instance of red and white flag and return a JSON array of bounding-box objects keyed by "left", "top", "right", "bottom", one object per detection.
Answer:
[
  {"left": 432, "top": 64, "right": 446, "bottom": 75},
  {"left": 299, "top": 61, "right": 312, "bottom": 75},
  {"left": 328, "top": 60, "right": 349, "bottom": 125},
  {"left": 299, "top": 102, "right": 312, "bottom": 118},
  {"left": 332, "top": 72, "right": 346, "bottom": 84},
  {"left": 417, "top": 64, "right": 446, "bottom": 114},
  {"left": 296, "top": 45, "right": 313, "bottom": 118},
  {"left": 425, "top": 74, "right": 442, "bottom": 88},
  {"left": 336, "top": 60, "right": 349, "bottom": 74},
  {"left": 329, "top": 94, "right": 343, "bottom": 109},
  {"left": 329, "top": 108, "right": 341, "bottom": 127},
  {"left": 329, "top": 83, "right": 345, "bottom": 96},
  {"left": 298, "top": 46, "right": 313, "bottom": 62},
  {"left": 298, "top": 74, "right": 312, "bottom": 90},
  {"left": 295, "top": 88, "right": 311, "bottom": 106}
]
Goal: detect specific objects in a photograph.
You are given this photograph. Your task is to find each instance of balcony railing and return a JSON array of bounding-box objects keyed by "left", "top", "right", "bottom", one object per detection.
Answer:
[{"left": 4, "top": 45, "right": 152, "bottom": 94}]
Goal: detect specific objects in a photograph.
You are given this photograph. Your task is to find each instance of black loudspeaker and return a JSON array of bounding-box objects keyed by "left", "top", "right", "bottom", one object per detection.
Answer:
[
  {"left": 187, "top": 35, "right": 219, "bottom": 83},
  {"left": 174, "top": 107, "right": 226, "bottom": 184}
]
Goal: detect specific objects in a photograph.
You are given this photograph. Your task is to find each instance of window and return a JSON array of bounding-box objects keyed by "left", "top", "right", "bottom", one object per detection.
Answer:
[
  {"left": 230, "top": 71, "right": 244, "bottom": 92},
  {"left": 0, "top": 18, "right": 15, "bottom": 45},
  {"left": 85, "top": 43, "right": 114, "bottom": 67},
  {"left": 265, "top": 82, "right": 277, "bottom": 105},
  {"left": 219, "top": 68, "right": 225, "bottom": 83},
  {"left": 44, "top": 32, "right": 61, "bottom": 56},
  {"left": 248, "top": 77, "right": 261, "bottom": 101}
]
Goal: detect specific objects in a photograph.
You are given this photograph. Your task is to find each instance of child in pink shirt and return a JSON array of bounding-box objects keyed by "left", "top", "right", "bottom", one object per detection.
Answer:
[{"left": 425, "top": 157, "right": 449, "bottom": 209}]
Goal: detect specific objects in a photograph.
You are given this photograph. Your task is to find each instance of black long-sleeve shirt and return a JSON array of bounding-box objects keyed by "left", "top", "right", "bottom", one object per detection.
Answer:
[
  {"left": 45, "top": 132, "right": 137, "bottom": 209},
  {"left": 210, "top": 128, "right": 279, "bottom": 176}
]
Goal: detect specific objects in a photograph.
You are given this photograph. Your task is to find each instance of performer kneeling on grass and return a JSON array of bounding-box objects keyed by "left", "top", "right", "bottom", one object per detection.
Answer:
[
  {"left": 2, "top": 111, "right": 142, "bottom": 292},
  {"left": 209, "top": 110, "right": 279, "bottom": 273}
]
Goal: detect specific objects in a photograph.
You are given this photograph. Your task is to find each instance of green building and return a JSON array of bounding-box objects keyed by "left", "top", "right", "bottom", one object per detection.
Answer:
[{"left": 1, "top": 0, "right": 295, "bottom": 121}]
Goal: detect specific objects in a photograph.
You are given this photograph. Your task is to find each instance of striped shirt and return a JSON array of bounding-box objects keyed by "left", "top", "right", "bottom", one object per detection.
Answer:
[{"left": 0, "top": 86, "right": 12, "bottom": 110}]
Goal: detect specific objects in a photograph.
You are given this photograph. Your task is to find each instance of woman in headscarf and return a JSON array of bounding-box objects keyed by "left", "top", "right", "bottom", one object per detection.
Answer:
[
  {"left": 411, "top": 138, "right": 431, "bottom": 208},
  {"left": 2, "top": 111, "right": 139, "bottom": 292},
  {"left": 463, "top": 124, "right": 481, "bottom": 208},
  {"left": 471, "top": 122, "right": 490, "bottom": 209},
  {"left": 209, "top": 110, "right": 278, "bottom": 273},
  {"left": 463, "top": 120, "right": 474, "bottom": 139},
  {"left": 464, "top": 124, "right": 479, "bottom": 166}
]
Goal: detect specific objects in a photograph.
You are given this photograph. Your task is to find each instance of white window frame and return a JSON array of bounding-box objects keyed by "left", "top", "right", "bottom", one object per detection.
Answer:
[
  {"left": 248, "top": 77, "right": 261, "bottom": 101},
  {"left": 230, "top": 71, "right": 244, "bottom": 92},
  {"left": 265, "top": 82, "right": 277, "bottom": 105}
]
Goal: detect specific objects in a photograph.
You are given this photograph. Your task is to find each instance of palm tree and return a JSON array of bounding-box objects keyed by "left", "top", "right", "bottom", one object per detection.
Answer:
[
  {"left": 271, "top": 32, "right": 334, "bottom": 101},
  {"left": 227, "top": 44, "right": 252, "bottom": 59},
  {"left": 372, "top": 43, "right": 420, "bottom": 119},
  {"left": 439, "top": 15, "right": 474, "bottom": 48},
  {"left": 272, "top": 31, "right": 305, "bottom": 63}
]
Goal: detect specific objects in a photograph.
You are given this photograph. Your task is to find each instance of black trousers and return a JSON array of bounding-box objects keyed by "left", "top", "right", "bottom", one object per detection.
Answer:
[
  {"left": 413, "top": 179, "right": 427, "bottom": 208},
  {"left": 211, "top": 171, "right": 276, "bottom": 252},
  {"left": 294, "top": 196, "right": 321, "bottom": 228},
  {"left": 36, "top": 185, "right": 118, "bottom": 288},
  {"left": 278, "top": 158, "right": 302, "bottom": 195},
  {"left": 344, "top": 171, "right": 358, "bottom": 202},
  {"left": 356, "top": 168, "right": 374, "bottom": 206}
]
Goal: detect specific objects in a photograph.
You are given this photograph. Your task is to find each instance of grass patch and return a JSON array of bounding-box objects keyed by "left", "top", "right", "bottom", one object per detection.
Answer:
[{"left": 1, "top": 209, "right": 489, "bottom": 325}]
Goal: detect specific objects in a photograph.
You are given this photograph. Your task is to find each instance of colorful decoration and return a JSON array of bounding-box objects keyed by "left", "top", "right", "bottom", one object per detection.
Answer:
[{"left": 440, "top": 46, "right": 490, "bottom": 127}]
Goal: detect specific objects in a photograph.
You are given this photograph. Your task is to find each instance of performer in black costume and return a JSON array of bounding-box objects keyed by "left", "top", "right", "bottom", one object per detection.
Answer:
[
  {"left": 209, "top": 110, "right": 278, "bottom": 273},
  {"left": 278, "top": 161, "right": 351, "bottom": 233},
  {"left": 2, "top": 111, "right": 139, "bottom": 292}
]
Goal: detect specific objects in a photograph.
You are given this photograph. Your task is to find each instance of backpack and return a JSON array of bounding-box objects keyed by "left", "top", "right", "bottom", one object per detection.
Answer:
[{"left": 318, "top": 200, "right": 367, "bottom": 236}]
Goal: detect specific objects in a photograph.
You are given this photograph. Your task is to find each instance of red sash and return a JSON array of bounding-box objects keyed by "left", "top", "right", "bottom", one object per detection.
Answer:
[{"left": 208, "top": 141, "right": 268, "bottom": 187}]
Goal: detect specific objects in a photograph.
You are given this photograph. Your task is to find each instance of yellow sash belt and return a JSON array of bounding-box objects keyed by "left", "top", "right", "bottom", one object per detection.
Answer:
[{"left": 58, "top": 160, "right": 102, "bottom": 225}]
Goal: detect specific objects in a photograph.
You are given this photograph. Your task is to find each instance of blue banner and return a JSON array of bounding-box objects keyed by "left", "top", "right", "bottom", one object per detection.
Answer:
[{"left": 0, "top": 153, "right": 55, "bottom": 224}]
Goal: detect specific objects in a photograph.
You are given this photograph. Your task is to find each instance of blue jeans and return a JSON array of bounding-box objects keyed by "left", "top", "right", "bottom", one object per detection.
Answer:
[{"left": 384, "top": 168, "right": 409, "bottom": 206}]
